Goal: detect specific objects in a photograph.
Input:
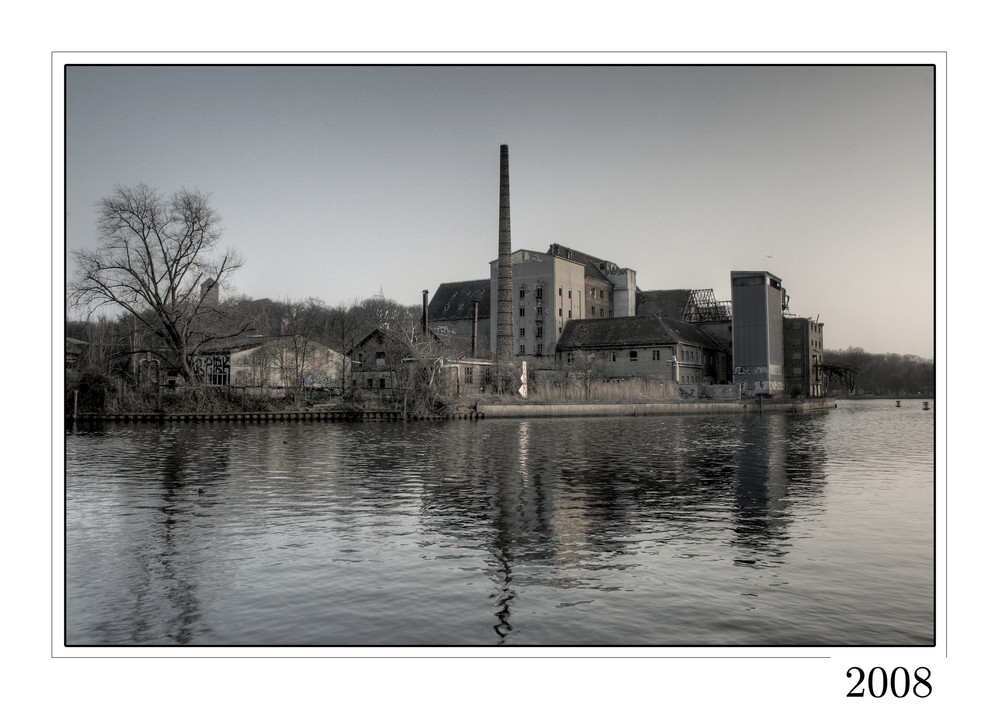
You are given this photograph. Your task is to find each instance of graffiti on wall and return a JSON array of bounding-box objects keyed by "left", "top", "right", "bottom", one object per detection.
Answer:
[{"left": 190, "top": 354, "right": 231, "bottom": 385}]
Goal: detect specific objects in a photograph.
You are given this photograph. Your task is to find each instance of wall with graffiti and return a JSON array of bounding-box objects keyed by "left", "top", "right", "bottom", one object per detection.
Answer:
[{"left": 190, "top": 354, "right": 231, "bottom": 386}]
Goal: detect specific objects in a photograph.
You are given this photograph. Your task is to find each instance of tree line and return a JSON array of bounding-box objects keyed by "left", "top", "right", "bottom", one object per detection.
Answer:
[
  {"left": 825, "top": 348, "right": 935, "bottom": 397},
  {"left": 65, "top": 184, "right": 435, "bottom": 414}
]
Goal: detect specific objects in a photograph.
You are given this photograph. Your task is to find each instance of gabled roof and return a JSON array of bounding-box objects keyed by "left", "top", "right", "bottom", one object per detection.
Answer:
[
  {"left": 546, "top": 243, "right": 617, "bottom": 283},
  {"left": 65, "top": 337, "right": 87, "bottom": 355},
  {"left": 196, "top": 332, "right": 268, "bottom": 353},
  {"left": 347, "top": 328, "right": 416, "bottom": 357},
  {"left": 428, "top": 279, "right": 491, "bottom": 320},
  {"left": 228, "top": 334, "right": 344, "bottom": 357},
  {"left": 346, "top": 327, "right": 443, "bottom": 359},
  {"left": 556, "top": 315, "right": 724, "bottom": 352},
  {"left": 636, "top": 289, "right": 695, "bottom": 320}
]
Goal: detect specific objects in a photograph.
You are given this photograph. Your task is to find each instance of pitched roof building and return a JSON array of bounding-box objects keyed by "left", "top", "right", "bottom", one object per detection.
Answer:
[
  {"left": 426, "top": 279, "right": 491, "bottom": 357},
  {"left": 556, "top": 314, "right": 729, "bottom": 384}
]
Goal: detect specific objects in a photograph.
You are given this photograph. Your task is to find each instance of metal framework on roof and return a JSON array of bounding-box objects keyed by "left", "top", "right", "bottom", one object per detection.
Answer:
[
  {"left": 819, "top": 362, "right": 858, "bottom": 393},
  {"left": 687, "top": 289, "right": 732, "bottom": 323}
]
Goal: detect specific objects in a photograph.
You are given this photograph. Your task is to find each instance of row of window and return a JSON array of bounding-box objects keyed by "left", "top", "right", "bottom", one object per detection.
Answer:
[
  {"left": 563, "top": 348, "right": 709, "bottom": 363},
  {"left": 566, "top": 348, "right": 675, "bottom": 363},
  {"left": 518, "top": 305, "right": 611, "bottom": 321},
  {"left": 521, "top": 285, "right": 608, "bottom": 300}
]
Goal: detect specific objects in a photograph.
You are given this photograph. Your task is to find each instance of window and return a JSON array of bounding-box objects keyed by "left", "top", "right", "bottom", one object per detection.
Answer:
[
  {"left": 375, "top": 351, "right": 386, "bottom": 366},
  {"left": 600, "top": 308, "right": 604, "bottom": 317},
  {"left": 519, "top": 345, "right": 526, "bottom": 354},
  {"left": 519, "top": 328, "right": 525, "bottom": 337},
  {"left": 536, "top": 326, "right": 543, "bottom": 337},
  {"left": 568, "top": 310, "right": 573, "bottom": 319},
  {"left": 611, "top": 352, "right": 617, "bottom": 362},
  {"left": 629, "top": 351, "right": 638, "bottom": 362},
  {"left": 536, "top": 306, "right": 543, "bottom": 316},
  {"left": 559, "top": 308, "right": 563, "bottom": 317},
  {"left": 567, "top": 352, "right": 575, "bottom": 364},
  {"left": 591, "top": 288, "right": 596, "bottom": 297},
  {"left": 465, "top": 367, "right": 473, "bottom": 383},
  {"left": 519, "top": 307, "right": 525, "bottom": 317},
  {"left": 600, "top": 289, "right": 604, "bottom": 298},
  {"left": 591, "top": 306, "right": 596, "bottom": 316},
  {"left": 652, "top": 350, "right": 661, "bottom": 361},
  {"left": 534, "top": 344, "right": 543, "bottom": 356},
  {"left": 379, "top": 378, "right": 386, "bottom": 389},
  {"left": 367, "top": 378, "right": 374, "bottom": 388},
  {"left": 519, "top": 288, "right": 525, "bottom": 299},
  {"left": 568, "top": 291, "right": 572, "bottom": 300},
  {"left": 537, "top": 287, "right": 543, "bottom": 298},
  {"left": 559, "top": 287, "right": 563, "bottom": 296}
]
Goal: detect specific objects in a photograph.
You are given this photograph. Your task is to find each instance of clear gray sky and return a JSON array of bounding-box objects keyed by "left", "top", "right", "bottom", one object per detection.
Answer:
[{"left": 65, "top": 63, "right": 935, "bottom": 358}]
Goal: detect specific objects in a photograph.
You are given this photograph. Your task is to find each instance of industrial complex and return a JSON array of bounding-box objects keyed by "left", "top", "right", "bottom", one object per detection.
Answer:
[{"left": 426, "top": 145, "right": 832, "bottom": 400}]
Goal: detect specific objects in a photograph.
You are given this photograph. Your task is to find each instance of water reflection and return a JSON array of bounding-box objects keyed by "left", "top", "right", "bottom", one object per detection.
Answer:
[
  {"left": 411, "top": 413, "right": 832, "bottom": 643},
  {"left": 66, "top": 404, "right": 934, "bottom": 646}
]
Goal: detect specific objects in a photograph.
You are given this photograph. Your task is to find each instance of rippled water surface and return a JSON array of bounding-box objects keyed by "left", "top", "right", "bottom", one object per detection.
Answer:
[{"left": 64, "top": 399, "right": 934, "bottom": 646}]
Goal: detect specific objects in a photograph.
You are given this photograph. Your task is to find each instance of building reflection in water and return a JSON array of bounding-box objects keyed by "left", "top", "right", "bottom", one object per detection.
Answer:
[
  {"left": 730, "top": 414, "right": 828, "bottom": 566},
  {"left": 69, "top": 411, "right": 836, "bottom": 645},
  {"left": 416, "top": 413, "right": 830, "bottom": 644}
]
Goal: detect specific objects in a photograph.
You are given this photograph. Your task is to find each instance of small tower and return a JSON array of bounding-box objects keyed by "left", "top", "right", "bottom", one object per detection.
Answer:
[{"left": 200, "top": 278, "right": 220, "bottom": 307}]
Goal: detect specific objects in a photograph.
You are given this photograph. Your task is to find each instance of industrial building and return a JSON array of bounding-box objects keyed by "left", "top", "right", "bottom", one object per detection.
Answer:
[
  {"left": 486, "top": 244, "right": 637, "bottom": 364},
  {"left": 422, "top": 145, "right": 828, "bottom": 399},
  {"left": 555, "top": 314, "right": 728, "bottom": 385},
  {"left": 783, "top": 316, "right": 827, "bottom": 398},
  {"left": 731, "top": 271, "right": 789, "bottom": 396}
]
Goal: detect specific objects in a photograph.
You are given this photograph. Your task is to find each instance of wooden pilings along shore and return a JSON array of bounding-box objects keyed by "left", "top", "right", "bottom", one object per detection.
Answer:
[{"left": 71, "top": 410, "right": 485, "bottom": 424}]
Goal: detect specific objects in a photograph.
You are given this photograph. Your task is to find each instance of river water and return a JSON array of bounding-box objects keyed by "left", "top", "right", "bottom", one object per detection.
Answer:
[{"left": 64, "top": 399, "right": 934, "bottom": 647}]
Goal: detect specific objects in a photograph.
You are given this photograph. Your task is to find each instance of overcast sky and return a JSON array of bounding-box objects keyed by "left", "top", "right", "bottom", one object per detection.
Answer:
[{"left": 64, "top": 63, "right": 935, "bottom": 358}]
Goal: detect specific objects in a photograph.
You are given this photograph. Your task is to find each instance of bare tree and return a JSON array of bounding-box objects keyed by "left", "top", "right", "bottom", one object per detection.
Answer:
[
  {"left": 330, "top": 300, "right": 362, "bottom": 396},
  {"left": 69, "top": 184, "right": 246, "bottom": 383},
  {"left": 267, "top": 298, "right": 331, "bottom": 403}
]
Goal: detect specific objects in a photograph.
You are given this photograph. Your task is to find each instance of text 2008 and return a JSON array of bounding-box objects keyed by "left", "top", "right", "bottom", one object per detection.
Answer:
[{"left": 846, "top": 667, "right": 931, "bottom": 698}]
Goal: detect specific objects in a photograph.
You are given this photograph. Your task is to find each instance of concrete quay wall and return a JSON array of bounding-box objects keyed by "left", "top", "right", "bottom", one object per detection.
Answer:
[{"left": 477, "top": 398, "right": 836, "bottom": 418}]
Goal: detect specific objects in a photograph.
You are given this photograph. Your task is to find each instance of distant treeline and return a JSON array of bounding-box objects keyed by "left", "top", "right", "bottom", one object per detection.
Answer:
[{"left": 825, "top": 348, "right": 934, "bottom": 397}]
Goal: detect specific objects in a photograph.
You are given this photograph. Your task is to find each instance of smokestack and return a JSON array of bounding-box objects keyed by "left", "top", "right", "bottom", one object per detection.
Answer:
[
  {"left": 496, "top": 144, "right": 514, "bottom": 363},
  {"left": 422, "top": 290, "right": 429, "bottom": 339},
  {"left": 472, "top": 301, "right": 479, "bottom": 357}
]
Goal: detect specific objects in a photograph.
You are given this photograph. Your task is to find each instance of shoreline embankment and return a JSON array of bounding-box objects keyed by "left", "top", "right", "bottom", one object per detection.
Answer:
[
  {"left": 69, "top": 397, "right": 837, "bottom": 424},
  {"left": 476, "top": 397, "right": 836, "bottom": 418}
]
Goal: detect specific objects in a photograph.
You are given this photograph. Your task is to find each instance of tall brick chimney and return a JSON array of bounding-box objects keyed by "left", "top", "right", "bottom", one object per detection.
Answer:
[
  {"left": 495, "top": 144, "right": 514, "bottom": 363},
  {"left": 422, "top": 290, "right": 429, "bottom": 339}
]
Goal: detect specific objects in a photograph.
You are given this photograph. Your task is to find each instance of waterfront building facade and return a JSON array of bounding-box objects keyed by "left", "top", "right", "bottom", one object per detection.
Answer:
[
  {"left": 783, "top": 316, "right": 827, "bottom": 398},
  {"left": 487, "top": 243, "right": 637, "bottom": 366},
  {"left": 555, "top": 314, "right": 728, "bottom": 384}
]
